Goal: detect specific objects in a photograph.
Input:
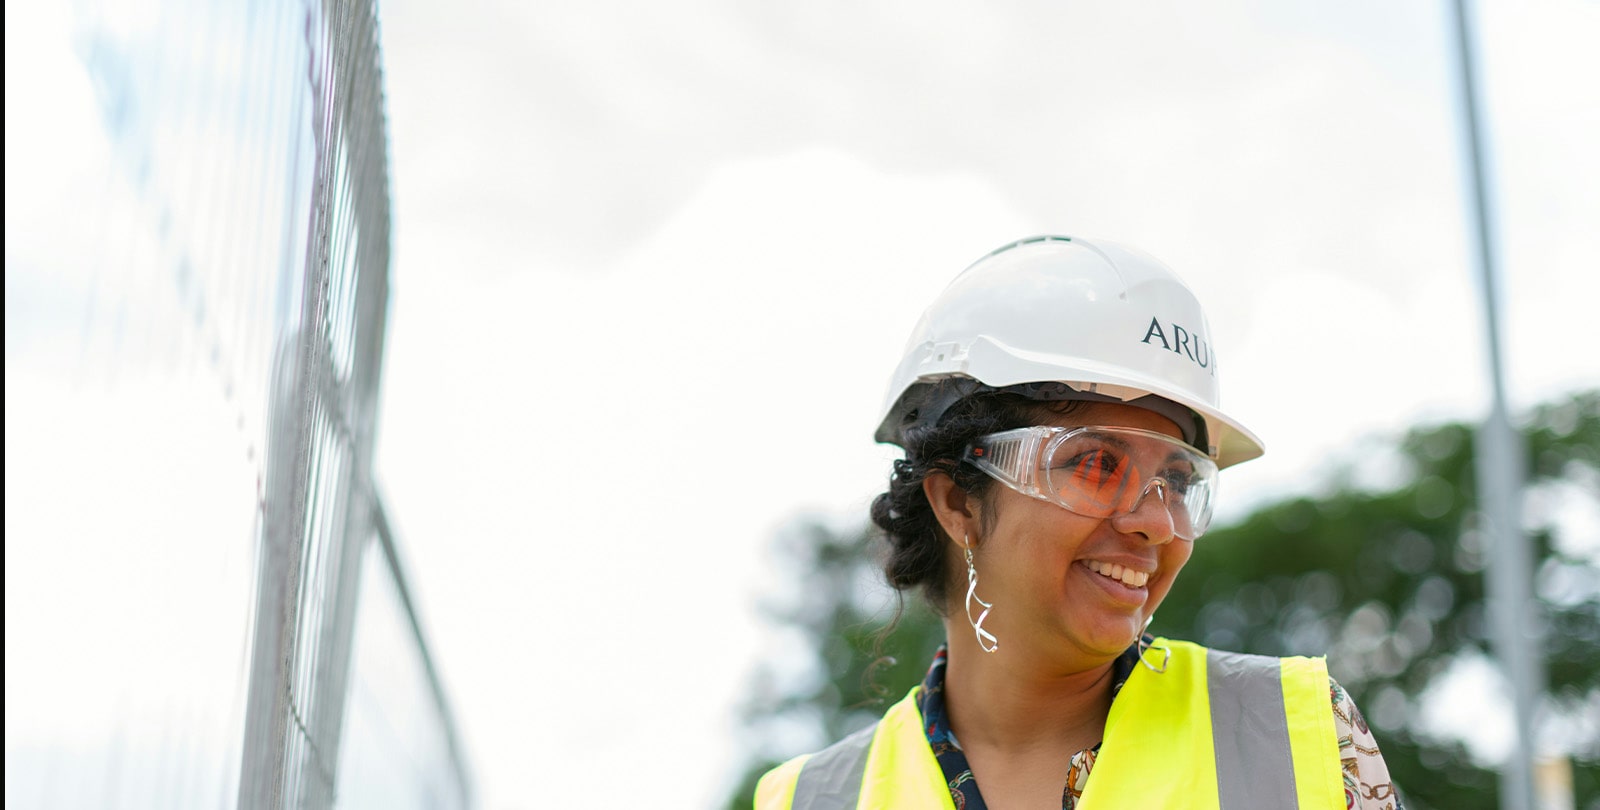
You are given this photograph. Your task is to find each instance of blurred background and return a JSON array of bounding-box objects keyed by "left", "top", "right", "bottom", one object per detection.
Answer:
[{"left": 6, "top": 0, "right": 1598, "bottom": 809}]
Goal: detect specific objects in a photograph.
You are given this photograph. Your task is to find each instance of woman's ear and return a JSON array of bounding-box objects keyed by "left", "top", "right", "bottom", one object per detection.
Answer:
[{"left": 923, "top": 471, "right": 978, "bottom": 549}]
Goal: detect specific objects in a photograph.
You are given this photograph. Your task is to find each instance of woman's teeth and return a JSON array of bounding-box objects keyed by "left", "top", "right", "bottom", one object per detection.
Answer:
[{"left": 1086, "top": 560, "right": 1149, "bottom": 588}]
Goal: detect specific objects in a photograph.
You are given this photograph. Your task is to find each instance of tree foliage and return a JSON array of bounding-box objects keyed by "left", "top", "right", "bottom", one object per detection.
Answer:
[{"left": 726, "top": 391, "right": 1600, "bottom": 810}]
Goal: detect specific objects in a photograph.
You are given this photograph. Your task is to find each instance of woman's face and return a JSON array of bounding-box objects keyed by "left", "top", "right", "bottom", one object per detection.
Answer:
[{"left": 959, "top": 401, "right": 1195, "bottom": 665}]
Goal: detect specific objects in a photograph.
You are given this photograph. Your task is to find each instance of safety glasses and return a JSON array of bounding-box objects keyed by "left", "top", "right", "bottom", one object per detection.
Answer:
[{"left": 963, "top": 426, "right": 1218, "bottom": 540}]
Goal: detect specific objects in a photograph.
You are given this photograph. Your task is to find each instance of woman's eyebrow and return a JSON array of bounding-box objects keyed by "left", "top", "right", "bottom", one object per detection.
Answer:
[{"left": 1089, "top": 433, "right": 1133, "bottom": 452}]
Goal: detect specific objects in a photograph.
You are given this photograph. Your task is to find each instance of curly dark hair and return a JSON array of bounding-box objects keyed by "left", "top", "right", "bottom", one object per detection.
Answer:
[{"left": 869, "top": 390, "right": 1085, "bottom": 614}]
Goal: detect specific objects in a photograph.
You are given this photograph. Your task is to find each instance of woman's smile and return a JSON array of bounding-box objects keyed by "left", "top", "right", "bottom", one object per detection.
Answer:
[
  {"left": 1077, "top": 559, "right": 1153, "bottom": 607},
  {"left": 1082, "top": 559, "right": 1151, "bottom": 589}
]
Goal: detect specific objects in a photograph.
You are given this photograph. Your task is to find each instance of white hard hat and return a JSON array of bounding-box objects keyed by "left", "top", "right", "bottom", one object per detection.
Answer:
[{"left": 875, "top": 235, "right": 1264, "bottom": 469}]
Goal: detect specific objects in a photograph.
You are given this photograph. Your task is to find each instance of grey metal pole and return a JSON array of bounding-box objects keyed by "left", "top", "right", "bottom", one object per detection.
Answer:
[{"left": 1448, "top": 2, "right": 1543, "bottom": 809}]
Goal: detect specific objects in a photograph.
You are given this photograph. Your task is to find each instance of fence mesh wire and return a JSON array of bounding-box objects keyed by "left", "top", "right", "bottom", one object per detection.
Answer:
[{"left": 3, "top": 0, "right": 468, "bottom": 807}]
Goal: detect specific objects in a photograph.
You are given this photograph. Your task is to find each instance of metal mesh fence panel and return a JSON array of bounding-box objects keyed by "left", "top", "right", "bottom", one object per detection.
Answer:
[{"left": 3, "top": 0, "right": 469, "bottom": 807}]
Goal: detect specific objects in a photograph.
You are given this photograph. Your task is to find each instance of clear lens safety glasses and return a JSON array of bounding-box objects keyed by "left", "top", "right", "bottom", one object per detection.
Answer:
[{"left": 963, "top": 425, "right": 1219, "bottom": 540}]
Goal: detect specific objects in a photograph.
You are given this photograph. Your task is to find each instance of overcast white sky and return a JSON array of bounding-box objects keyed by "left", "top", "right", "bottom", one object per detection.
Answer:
[
  {"left": 5, "top": 1, "right": 1598, "bottom": 808},
  {"left": 365, "top": 1, "right": 1598, "bottom": 806}
]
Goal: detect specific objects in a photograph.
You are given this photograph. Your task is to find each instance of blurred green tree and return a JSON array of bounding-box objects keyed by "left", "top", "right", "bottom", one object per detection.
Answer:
[{"left": 725, "top": 391, "right": 1599, "bottom": 810}]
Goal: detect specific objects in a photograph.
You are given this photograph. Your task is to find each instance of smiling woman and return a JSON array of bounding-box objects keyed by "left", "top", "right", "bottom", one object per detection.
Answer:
[{"left": 754, "top": 236, "right": 1404, "bottom": 810}]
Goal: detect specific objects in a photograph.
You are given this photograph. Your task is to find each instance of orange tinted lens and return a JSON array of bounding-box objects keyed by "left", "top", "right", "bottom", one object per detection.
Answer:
[{"left": 1057, "top": 448, "right": 1137, "bottom": 514}]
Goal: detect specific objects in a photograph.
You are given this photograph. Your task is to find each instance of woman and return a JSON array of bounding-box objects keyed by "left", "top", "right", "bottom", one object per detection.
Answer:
[{"left": 756, "top": 236, "right": 1404, "bottom": 809}]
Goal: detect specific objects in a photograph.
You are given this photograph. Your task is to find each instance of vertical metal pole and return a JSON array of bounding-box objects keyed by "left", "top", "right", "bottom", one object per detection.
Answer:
[{"left": 1448, "top": 2, "right": 1543, "bottom": 809}]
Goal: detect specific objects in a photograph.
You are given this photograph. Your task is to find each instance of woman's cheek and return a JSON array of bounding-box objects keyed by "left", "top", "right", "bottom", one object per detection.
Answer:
[{"left": 1150, "top": 542, "right": 1194, "bottom": 608}]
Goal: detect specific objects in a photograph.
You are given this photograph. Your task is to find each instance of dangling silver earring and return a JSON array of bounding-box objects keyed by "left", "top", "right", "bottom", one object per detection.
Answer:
[
  {"left": 1137, "top": 614, "right": 1168, "bottom": 673},
  {"left": 963, "top": 536, "right": 998, "bottom": 653}
]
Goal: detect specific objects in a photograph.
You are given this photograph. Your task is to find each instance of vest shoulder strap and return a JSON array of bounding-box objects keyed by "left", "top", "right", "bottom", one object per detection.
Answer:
[
  {"left": 754, "top": 754, "right": 809, "bottom": 810},
  {"left": 1084, "top": 640, "right": 1342, "bottom": 810},
  {"left": 1213, "top": 647, "right": 1342, "bottom": 809},
  {"left": 1206, "top": 647, "right": 1304, "bottom": 808},
  {"left": 759, "top": 687, "right": 952, "bottom": 810},
  {"left": 788, "top": 721, "right": 878, "bottom": 810}
]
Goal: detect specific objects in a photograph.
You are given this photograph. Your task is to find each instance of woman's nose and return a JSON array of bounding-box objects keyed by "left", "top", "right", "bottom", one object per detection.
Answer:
[{"left": 1110, "top": 479, "right": 1176, "bottom": 544}]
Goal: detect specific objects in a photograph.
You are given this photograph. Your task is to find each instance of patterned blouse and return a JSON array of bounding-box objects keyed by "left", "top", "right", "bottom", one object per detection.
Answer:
[{"left": 915, "top": 643, "right": 1405, "bottom": 809}]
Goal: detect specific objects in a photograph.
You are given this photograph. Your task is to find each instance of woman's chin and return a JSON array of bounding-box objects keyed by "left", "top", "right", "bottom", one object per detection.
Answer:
[{"left": 1056, "top": 620, "right": 1143, "bottom": 661}]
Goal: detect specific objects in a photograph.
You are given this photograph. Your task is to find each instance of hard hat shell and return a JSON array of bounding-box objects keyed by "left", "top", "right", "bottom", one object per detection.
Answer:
[{"left": 875, "top": 235, "right": 1264, "bottom": 469}]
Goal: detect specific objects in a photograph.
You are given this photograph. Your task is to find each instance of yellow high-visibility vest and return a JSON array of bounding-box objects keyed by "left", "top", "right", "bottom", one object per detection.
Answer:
[{"left": 755, "top": 639, "right": 1344, "bottom": 810}]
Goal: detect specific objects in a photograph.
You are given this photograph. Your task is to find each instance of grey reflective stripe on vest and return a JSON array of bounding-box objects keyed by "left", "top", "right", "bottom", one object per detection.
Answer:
[
  {"left": 1207, "top": 649, "right": 1300, "bottom": 809},
  {"left": 791, "top": 721, "right": 877, "bottom": 810}
]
